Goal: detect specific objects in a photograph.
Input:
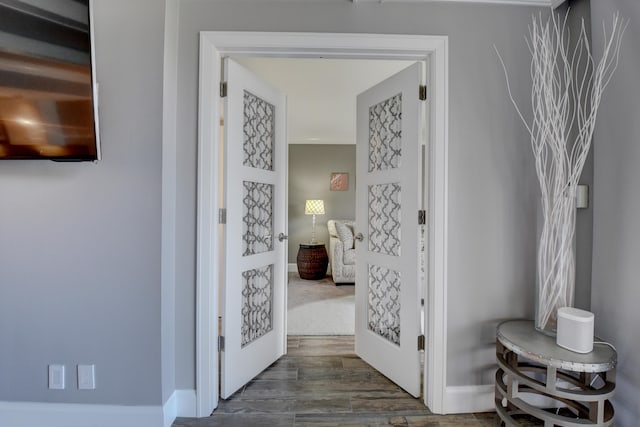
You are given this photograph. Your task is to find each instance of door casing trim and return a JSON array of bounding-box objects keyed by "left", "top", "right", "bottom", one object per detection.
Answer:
[{"left": 195, "top": 31, "right": 449, "bottom": 417}]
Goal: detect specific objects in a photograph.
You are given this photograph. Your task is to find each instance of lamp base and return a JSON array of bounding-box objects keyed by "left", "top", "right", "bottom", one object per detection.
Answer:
[{"left": 310, "top": 214, "right": 317, "bottom": 245}]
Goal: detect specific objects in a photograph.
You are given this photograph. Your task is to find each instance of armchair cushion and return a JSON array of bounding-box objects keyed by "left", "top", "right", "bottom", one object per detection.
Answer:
[
  {"left": 327, "top": 219, "right": 356, "bottom": 284},
  {"left": 335, "top": 221, "right": 354, "bottom": 249}
]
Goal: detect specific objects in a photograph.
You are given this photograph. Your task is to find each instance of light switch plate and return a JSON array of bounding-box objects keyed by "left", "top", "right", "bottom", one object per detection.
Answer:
[
  {"left": 78, "top": 364, "right": 95, "bottom": 390},
  {"left": 48, "top": 364, "right": 65, "bottom": 390}
]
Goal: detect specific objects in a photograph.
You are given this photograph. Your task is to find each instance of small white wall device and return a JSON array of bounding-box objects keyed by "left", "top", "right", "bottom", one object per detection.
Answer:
[
  {"left": 556, "top": 307, "right": 594, "bottom": 353},
  {"left": 576, "top": 184, "right": 589, "bottom": 209}
]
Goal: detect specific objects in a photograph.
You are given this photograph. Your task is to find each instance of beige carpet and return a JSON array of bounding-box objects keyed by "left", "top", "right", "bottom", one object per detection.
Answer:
[{"left": 287, "top": 272, "right": 355, "bottom": 335}]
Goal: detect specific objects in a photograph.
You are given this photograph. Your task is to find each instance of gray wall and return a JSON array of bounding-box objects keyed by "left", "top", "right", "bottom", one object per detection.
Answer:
[
  {"left": 0, "top": 0, "right": 166, "bottom": 406},
  {"left": 591, "top": 0, "right": 640, "bottom": 425},
  {"left": 288, "top": 145, "right": 356, "bottom": 263},
  {"left": 175, "top": 0, "right": 549, "bottom": 390},
  {"left": 562, "top": 0, "right": 593, "bottom": 311}
]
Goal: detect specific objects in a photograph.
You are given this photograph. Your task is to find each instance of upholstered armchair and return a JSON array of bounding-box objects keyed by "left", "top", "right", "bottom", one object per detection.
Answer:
[{"left": 327, "top": 219, "right": 356, "bottom": 284}]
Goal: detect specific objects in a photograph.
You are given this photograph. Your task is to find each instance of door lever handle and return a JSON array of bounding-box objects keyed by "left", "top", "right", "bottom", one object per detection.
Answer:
[
  {"left": 354, "top": 232, "right": 364, "bottom": 242},
  {"left": 278, "top": 233, "right": 288, "bottom": 242}
]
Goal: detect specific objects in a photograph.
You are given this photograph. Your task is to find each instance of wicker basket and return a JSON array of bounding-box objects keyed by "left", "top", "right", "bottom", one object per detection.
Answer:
[{"left": 297, "top": 244, "right": 329, "bottom": 280}]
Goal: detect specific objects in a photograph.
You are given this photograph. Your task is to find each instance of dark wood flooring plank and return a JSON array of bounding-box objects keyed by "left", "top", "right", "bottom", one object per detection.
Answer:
[
  {"left": 271, "top": 356, "right": 343, "bottom": 369},
  {"left": 175, "top": 413, "right": 295, "bottom": 426},
  {"left": 293, "top": 412, "right": 407, "bottom": 427},
  {"left": 403, "top": 413, "right": 488, "bottom": 426},
  {"left": 292, "top": 397, "right": 353, "bottom": 414},
  {"left": 215, "top": 397, "right": 295, "bottom": 414},
  {"left": 350, "top": 396, "right": 430, "bottom": 413},
  {"left": 255, "top": 366, "right": 298, "bottom": 381}
]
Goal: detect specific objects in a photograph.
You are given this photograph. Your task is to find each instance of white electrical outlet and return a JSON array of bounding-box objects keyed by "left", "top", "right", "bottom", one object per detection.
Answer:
[
  {"left": 77, "top": 364, "right": 95, "bottom": 390},
  {"left": 48, "top": 365, "right": 65, "bottom": 390}
]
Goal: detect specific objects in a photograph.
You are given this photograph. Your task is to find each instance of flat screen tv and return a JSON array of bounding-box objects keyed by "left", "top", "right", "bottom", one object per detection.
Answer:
[{"left": 0, "top": 0, "right": 100, "bottom": 161}]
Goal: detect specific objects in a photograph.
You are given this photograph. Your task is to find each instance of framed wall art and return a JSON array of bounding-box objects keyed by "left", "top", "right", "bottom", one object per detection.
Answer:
[{"left": 330, "top": 172, "right": 348, "bottom": 191}]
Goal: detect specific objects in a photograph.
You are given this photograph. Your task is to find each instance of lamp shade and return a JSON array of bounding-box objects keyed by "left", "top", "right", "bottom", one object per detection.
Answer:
[{"left": 304, "top": 199, "right": 325, "bottom": 215}]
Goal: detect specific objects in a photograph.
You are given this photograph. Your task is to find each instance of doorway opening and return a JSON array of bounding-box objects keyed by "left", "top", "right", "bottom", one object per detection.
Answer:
[
  {"left": 195, "top": 31, "right": 449, "bottom": 418},
  {"left": 233, "top": 57, "right": 418, "bottom": 338}
]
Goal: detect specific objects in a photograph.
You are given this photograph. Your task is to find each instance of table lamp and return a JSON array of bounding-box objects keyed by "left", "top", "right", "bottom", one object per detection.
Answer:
[{"left": 304, "top": 199, "right": 325, "bottom": 244}]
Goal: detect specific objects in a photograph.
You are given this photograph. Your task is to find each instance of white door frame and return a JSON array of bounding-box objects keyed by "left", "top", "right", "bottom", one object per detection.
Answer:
[{"left": 196, "top": 31, "right": 449, "bottom": 417}]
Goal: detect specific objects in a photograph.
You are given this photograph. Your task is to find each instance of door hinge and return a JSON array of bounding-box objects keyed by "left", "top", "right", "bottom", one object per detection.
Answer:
[
  {"left": 418, "top": 210, "right": 426, "bottom": 225},
  {"left": 219, "top": 208, "right": 227, "bottom": 224},
  {"left": 418, "top": 335, "right": 425, "bottom": 351},
  {"left": 218, "top": 336, "right": 225, "bottom": 352},
  {"left": 220, "top": 81, "right": 228, "bottom": 98},
  {"left": 419, "top": 85, "right": 427, "bottom": 101}
]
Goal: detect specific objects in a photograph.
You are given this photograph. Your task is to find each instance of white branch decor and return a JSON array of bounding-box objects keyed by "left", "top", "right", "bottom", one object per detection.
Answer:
[{"left": 496, "top": 11, "right": 626, "bottom": 333}]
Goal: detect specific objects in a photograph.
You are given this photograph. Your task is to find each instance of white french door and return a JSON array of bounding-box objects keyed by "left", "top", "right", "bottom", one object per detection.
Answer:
[
  {"left": 355, "top": 62, "right": 424, "bottom": 398},
  {"left": 220, "top": 59, "right": 287, "bottom": 399}
]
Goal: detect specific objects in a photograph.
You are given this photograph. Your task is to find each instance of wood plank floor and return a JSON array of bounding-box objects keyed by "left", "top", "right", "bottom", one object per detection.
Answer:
[{"left": 173, "top": 336, "right": 499, "bottom": 427}]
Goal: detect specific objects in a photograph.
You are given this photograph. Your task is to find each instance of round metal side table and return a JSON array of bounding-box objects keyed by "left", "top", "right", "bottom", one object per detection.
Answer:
[{"left": 495, "top": 320, "right": 616, "bottom": 426}]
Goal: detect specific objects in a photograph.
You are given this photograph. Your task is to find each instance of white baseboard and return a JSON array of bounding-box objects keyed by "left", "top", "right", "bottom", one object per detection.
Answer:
[
  {"left": 175, "top": 389, "right": 196, "bottom": 417},
  {"left": 0, "top": 401, "right": 163, "bottom": 427},
  {"left": 162, "top": 389, "right": 196, "bottom": 426},
  {"left": 163, "top": 392, "right": 177, "bottom": 427},
  {"left": 444, "top": 385, "right": 494, "bottom": 414}
]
